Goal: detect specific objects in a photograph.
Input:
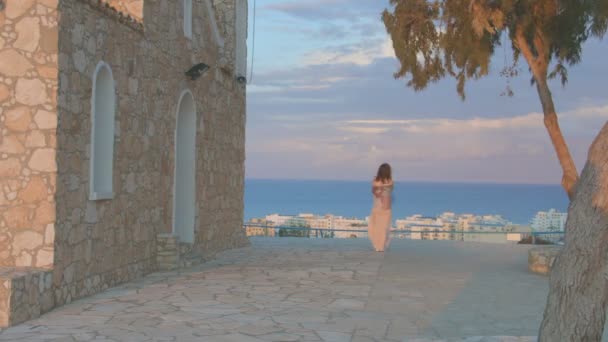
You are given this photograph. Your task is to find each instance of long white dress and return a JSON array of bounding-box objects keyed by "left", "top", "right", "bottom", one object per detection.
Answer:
[{"left": 368, "top": 181, "right": 393, "bottom": 252}]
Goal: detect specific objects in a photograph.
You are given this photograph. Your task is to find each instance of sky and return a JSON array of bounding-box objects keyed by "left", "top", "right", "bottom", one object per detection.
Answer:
[{"left": 244, "top": 0, "right": 608, "bottom": 184}]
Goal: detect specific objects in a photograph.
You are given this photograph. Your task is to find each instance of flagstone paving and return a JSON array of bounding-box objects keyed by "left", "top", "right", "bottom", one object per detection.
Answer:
[{"left": 0, "top": 238, "right": 591, "bottom": 341}]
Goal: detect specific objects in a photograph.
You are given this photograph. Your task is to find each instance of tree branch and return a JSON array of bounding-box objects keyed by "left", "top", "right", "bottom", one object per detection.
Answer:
[
  {"left": 514, "top": 27, "right": 541, "bottom": 77},
  {"left": 515, "top": 26, "right": 579, "bottom": 199},
  {"left": 533, "top": 27, "right": 550, "bottom": 73}
]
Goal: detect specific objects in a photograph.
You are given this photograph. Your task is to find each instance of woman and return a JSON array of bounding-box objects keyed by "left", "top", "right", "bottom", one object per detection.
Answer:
[{"left": 368, "top": 163, "right": 394, "bottom": 252}]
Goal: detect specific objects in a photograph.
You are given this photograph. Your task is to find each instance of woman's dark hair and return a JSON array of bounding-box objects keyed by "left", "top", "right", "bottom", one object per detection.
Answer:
[{"left": 375, "top": 163, "right": 392, "bottom": 182}]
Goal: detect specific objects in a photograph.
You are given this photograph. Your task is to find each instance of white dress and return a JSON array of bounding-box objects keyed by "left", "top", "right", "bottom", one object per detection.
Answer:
[{"left": 368, "top": 181, "right": 393, "bottom": 252}]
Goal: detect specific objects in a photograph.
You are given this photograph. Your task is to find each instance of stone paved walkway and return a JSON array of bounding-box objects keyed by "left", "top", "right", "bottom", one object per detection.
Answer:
[{"left": 0, "top": 238, "right": 580, "bottom": 341}]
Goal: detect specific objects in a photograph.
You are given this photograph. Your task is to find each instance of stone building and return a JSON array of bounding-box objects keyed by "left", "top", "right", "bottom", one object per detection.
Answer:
[{"left": 0, "top": 0, "right": 249, "bottom": 327}]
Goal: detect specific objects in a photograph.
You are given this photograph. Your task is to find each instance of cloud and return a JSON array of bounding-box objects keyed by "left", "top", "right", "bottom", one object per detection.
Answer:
[
  {"left": 338, "top": 126, "right": 390, "bottom": 134},
  {"left": 303, "top": 38, "right": 395, "bottom": 66},
  {"left": 248, "top": 85, "right": 285, "bottom": 93},
  {"left": 265, "top": 96, "right": 340, "bottom": 104},
  {"left": 319, "top": 76, "right": 356, "bottom": 83},
  {"left": 248, "top": 84, "right": 331, "bottom": 94},
  {"left": 339, "top": 105, "right": 608, "bottom": 136},
  {"left": 562, "top": 104, "right": 608, "bottom": 119},
  {"left": 263, "top": 0, "right": 380, "bottom": 21},
  {"left": 247, "top": 104, "right": 608, "bottom": 182},
  {"left": 344, "top": 113, "right": 543, "bottom": 135},
  {"left": 263, "top": 0, "right": 344, "bottom": 20},
  {"left": 291, "top": 84, "right": 331, "bottom": 91}
]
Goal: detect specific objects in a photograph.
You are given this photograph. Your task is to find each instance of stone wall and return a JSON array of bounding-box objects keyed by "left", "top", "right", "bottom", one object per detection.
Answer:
[
  {"left": 212, "top": 0, "right": 236, "bottom": 71},
  {"left": 0, "top": 268, "right": 54, "bottom": 327},
  {"left": 0, "top": 0, "right": 59, "bottom": 268},
  {"left": 52, "top": 0, "right": 151, "bottom": 307},
  {"left": 49, "top": 0, "right": 248, "bottom": 308},
  {"left": 0, "top": 0, "right": 247, "bottom": 327}
]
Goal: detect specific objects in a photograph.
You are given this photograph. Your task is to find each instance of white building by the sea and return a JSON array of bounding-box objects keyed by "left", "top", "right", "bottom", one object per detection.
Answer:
[
  {"left": 394, "top": 212, "right": 524, "bottom": 243},
  {"left": 263, "top": 213, "right": 369, "bottom": 238},
  {"left": 254, "top": 212, "right": 531, "bottom": 244},
  {"left": 531, "top": 209, "right": 567, "bottom": 231}
]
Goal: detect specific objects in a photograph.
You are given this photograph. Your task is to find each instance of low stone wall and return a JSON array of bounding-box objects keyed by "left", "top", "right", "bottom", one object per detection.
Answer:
[
  {"left": 157, "top": 234, "right": 179, "bottom": 271},
  {"left": 528, "top": 246, "right": 562, "bottom": 275},
  {"left": 0, "top": 267, "right": 53, "bottom": 327},
  {"left": 156, "top": 234, "right": 208, "bottom": 270}
]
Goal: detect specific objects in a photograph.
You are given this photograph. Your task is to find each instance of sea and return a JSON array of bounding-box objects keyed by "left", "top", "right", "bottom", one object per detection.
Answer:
[{"left": 244, "top": 179, "right": 569, "bottom": 225}]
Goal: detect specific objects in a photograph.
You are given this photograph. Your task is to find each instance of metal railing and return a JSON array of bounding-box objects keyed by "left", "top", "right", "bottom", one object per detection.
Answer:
[{"left": 243, "top": 224, "right": 565, "bottom": 245}]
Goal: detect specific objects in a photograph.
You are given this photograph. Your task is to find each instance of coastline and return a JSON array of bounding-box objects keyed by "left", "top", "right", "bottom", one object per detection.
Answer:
[{"left": 244, "top": 179, "right": 569, "bottom": 225}]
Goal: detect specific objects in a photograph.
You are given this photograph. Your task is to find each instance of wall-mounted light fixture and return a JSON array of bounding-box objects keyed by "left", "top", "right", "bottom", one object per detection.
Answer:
[
  {"left": 236, "top": 76, "right": 247, "bottom": 84},
  {"left": 185, "top": 63, "right": 210, "bottom": 81}
]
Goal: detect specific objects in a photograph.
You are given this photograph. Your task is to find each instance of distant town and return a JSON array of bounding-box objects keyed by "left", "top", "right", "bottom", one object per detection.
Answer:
[{"left": 245, "top": 209, "right": 567, "bottom": 245}]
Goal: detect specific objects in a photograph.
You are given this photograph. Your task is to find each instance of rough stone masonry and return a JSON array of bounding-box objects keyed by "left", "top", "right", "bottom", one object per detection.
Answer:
[{"left": 0, "top": 0, "right": 249, "bottom": 327}]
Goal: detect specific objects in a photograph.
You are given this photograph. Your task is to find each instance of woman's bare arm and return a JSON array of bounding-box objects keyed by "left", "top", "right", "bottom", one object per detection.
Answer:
[{"left": 372, "top": 181, "right": 384, "bottom": 198}]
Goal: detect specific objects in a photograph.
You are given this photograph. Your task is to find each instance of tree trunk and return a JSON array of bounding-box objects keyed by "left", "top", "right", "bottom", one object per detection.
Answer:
[
  {"left": 535, "top": 78, "right": 580, "bottom": 200},
  {"left": 538, "top": 122, "right": 608, "bottom": 341},
  {"left": 513, "top": 28, "right": 579, "bottom": 199}
]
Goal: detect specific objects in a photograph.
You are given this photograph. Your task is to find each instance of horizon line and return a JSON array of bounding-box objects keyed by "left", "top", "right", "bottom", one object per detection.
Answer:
[{"left": 245, "top": 177, "right": 563, "bottom": 186}]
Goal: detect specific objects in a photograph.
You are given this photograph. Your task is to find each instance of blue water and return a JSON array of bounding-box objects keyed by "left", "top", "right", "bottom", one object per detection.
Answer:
[{"left": 244, "top": 179, "right": 569, "bottom": 224}]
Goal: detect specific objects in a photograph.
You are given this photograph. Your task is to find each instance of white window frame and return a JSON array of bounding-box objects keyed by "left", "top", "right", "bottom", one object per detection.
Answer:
[
  {"left": 89, "top": 61, "right": 116, "bottom": 201},
  {"left": 235, "top": 0, "right": 248, "bottom": 78},
  {"left": 183, "top": 0, "right": 193, "bottom": 39}
]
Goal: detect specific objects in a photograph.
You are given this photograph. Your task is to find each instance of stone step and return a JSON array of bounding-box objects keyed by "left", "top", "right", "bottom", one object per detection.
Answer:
[
  {"left": 528, "top": 246, "right": 561, "bottom": 275},
  {"left": 156, "top": 234, "right": 205, "bottom": 270}
]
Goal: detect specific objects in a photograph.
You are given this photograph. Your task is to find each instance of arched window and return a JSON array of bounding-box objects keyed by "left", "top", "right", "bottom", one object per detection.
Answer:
[
  {"left": 173, "top": 90, "right": 197, "bottom": 243},
  {"left": 90, "top": 62, "right": 116, "bottom": 200},
  {"left": 183, "top": 0, "right": 193, "bottom": 39},
  {"left": 235, "top": 0, "right": 247, "bottom": 78}
]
